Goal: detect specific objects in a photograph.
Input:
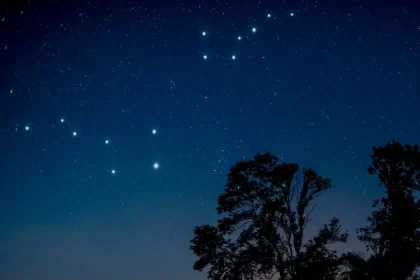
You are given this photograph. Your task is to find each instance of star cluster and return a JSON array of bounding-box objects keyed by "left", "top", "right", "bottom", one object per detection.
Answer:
[{"left": 20, "top": 117, "right": 160, "bottom": 172}]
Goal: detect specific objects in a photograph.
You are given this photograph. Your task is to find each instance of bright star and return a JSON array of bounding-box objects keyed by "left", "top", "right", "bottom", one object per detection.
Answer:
[
  {"left": 231, "top": 55, "right": 236, "bottom": 60},
  {"left": 105, "top": 139, "right": 109, "bottom": 144},
  {"left": 203, "top": 54, "right": 208, "bottom": 60},
  {"left": 290, "top": 12, "right": 294, "bottom": 17},
  {"left": 153, "top": 163, "right": 159, "bottom": 169},
  {"left": 25, "top": 126, "right": 29, "bottom": 131},
  {"left": 152, "top": 129, "right": 157, "bottom": 134},
  {"left": 267, "top": 13, "right": 271, "bottom": 18},
  {"left": 238, "top": 36, "right": 242, "bottom": 40},
  {"left": 72, "top": 131, "right": 77, "bottom": 136},
  {"left": 111, "top": 169, "right": 116, "bottom": 174},
  {"left": 60, "top": 118, "right": 64, "bottom": 123},
  {"left": 202, "top": 31, "right": 206, "bottom": 36},
  {"left": 252, "top": 27, "right": 257, "bottom": 33}
]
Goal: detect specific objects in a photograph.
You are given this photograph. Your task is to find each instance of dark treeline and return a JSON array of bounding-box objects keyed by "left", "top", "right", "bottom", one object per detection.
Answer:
[{"left": 190, "top": 141, "right": 420, "bottom": 280}]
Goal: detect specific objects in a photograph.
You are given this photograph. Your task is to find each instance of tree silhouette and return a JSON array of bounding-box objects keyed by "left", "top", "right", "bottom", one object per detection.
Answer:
[
  {"left": 190, "top": 153, "right": 348, "bottom": 280},
  {"left": 339, "top": 251, "right": 386, "bottom": 280},
  {"left": 340, "top": 251, "right": 369, "bottom": 280},
  {"left": 355, "top": 141, "right": 420, "bottom": 280}
]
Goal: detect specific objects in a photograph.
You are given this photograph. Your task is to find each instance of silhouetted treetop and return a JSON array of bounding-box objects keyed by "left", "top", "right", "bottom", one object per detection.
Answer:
[
  {"left": 190, "top": 152, "right": 347, "bottom": 280},
  {"left": 357, "top": 141, "right": 420, "bottom": 280},
  {"left": 368, "top": 140, "right": 420, "bottom": 191}
]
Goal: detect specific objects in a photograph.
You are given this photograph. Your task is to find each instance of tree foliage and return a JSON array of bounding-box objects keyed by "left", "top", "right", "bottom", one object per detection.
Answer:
[
  {"left": 355, "top": 141, "right": 420, "bottom": 280},
  {"left": 190, "top": 153, "right": 347, "bottom": 280}
]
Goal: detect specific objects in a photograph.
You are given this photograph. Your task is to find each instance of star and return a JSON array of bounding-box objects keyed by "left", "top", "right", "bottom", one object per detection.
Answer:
[
  {"left": 237, "top": 36, "right": 242, "bottom": 40},
  {"left": 9, "top": 89, "right": 13, "bottom": 94},
  {"left": 252, "top": 27, "right": 257, "bottom": 33},
  {"left": 267, "top": 13, "right": 271, "bottom": 18},
  {"left": 111, "top": 169, "right": 116, "bottom": 174},
  {"left": 60, "top": 118, "right": 64, "bottom": 123},
  {"left": 203, "top": 54, "right": 208, "bottom": 60},
  {"left": 25, "top": 126, "right": 30, "bottom": 131},
  {"left": 290, "top": 12, "right": 294, "bottom": 17},
  {"left": 202, "top": 31, "right": 206, "bottom": 36},
  {"left": 153, "top": 163, "right": 159, "bottom": 169},
  {"left": 72, "top": 131, "right": 77, "bottom": 136},
  {"left": 231, "top": 55, "right": 236, "bottom": 60},
  {"left": 152, "top": 129, "right": 157, "bottom": 134},
  {"left": 105, "top": 139, "right": 109, "bottom": 144}
]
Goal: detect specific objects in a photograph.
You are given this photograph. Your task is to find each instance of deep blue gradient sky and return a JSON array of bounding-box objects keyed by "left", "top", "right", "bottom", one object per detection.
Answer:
[{"left": 1, "top": 0, "right": 419, "bottom": 279}]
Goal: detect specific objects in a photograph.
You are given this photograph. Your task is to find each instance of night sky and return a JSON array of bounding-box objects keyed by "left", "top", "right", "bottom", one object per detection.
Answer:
[{"left": 1, "top": 0, "right": 419, "bottom": 279}]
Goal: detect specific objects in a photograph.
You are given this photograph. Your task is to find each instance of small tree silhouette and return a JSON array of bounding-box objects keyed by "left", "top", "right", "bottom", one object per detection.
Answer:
[
  {"left": 190, "top": 153, "right": 347, "bottom": 280},
  {"left": 355, "top": 141, "right": 420, "bottom": 280}
]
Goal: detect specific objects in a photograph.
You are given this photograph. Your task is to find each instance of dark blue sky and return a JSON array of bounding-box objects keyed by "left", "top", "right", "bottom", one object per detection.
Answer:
[{"left": 1, "top": 0, "right": 419, "bottom": 279}]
